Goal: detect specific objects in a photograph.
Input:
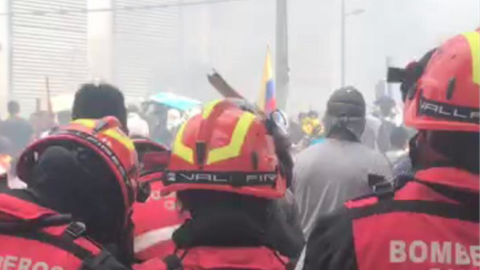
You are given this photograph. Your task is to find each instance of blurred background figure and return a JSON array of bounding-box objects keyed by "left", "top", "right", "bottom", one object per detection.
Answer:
[
  {"left": 384, "top": 125, "right": 409, "bottom": 166},
  {"left": 361, "top": 114, "right": 381, "bottom": 149},
  {"left": 30, "top": 110, "right": 55, "bottom": 139},
  {"left": 373, "top": 95, "right": 398, "bottom": 153},
  {"left": 128, "top": 105, "right": 150, "bottom": 138},
  {"left": 144, "top": 103, "right": 170, "bottom": 145},
  {"left": 0, "top": 101, "right": 33, "bottom": 157},
  {"left": 294, "top": 86, "right": 392, "bottom": 238}
]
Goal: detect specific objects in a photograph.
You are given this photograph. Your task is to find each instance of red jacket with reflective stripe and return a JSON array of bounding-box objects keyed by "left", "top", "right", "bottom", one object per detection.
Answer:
[
  {"left": 134, "top": 247, "right": 288, "bottom": 270},
  {"left": 303, "top": 167, "right": 479, "bottom": 270},
  {"left": 132, "top": 176, "right": 188, "bottom": 261},
  {"left": 0, "top": 191, "right": 129, "bottom": 270}
]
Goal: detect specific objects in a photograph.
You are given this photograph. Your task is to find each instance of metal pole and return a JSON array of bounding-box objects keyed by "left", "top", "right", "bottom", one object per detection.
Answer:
[
  {"left": 276, "top": 0, "right": 289, "bottom": 110},
  {"left": 386, "top": 56, "right": 393, "bottom": 97},
  {"left": 341, "top": 0, "right": 346, "bottom": 87}
]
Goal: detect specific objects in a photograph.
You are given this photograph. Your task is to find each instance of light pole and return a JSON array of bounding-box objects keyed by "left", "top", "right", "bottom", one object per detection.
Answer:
[
  {"left": 276, "top": 0, "right": 289, "bottom": 111},
  {"left": 341, "top": 0, "right": 365, "bottom": 87}
]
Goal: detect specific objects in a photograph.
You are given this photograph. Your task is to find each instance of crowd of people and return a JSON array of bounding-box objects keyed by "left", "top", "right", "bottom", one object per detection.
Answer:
[{"left": 0, "top": 29, "right": 478, "bottom": 270}]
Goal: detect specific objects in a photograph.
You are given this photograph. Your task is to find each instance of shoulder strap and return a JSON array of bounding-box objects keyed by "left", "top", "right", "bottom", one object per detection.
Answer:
[
  {"left": 413, "top": 179, "right": 479, "bottom": 207},
  {"left": 350, "top": 199, "right": 479, "bottom": 223},
  {"left": 62, "top": 222, "right": 87, "bottom": 242}
]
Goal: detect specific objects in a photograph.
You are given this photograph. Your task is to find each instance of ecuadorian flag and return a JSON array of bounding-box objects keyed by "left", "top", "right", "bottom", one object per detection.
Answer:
[{"left": 257, "top": 47, "right": 276, "bottom": 114}]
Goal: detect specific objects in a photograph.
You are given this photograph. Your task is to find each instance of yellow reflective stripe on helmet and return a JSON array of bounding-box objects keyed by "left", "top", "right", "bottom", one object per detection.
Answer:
[
  {"left": 173, "top": 121, "right": 194, "bottom": 164},
  {"left": 103, "top": 129, "right": 135, "bottom": 151},
  {"left": 207, "top": 112, "right": 256, "bottom": 165},
  {"left": 203, "top": 100, "right": 222, "bottom": 119},
  {"left": 72, "top": 119, "right": 135, "bottom": 151},
  {"left": 463, "top": 31, "right": 480, "bottom": 85},
  {"left": 72, "top": 119, "right": 96, "bottom": 128}
]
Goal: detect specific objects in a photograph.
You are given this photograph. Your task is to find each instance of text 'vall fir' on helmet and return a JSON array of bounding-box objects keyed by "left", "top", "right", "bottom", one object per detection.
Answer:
[
  {"left": 16, "top": 116, "right": 140, "bottom": 227},
  {"left": 163, "top": 98, "right": 293, "bottom": 199},
  {"left": 404, "top": 29, "right": 480, "bottom": 132}
]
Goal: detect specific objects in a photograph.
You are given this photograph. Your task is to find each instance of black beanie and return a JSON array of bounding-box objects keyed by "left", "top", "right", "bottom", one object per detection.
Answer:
[
  {"left": 326, "top": 86, "right": 366, "bottom": 118},
  {"left": 72, "top": 83, "right": 127, "bottom": 130}
]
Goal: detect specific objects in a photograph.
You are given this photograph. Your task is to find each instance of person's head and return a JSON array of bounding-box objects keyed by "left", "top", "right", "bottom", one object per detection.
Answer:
[
  {"left": 323, "top": 86, "right": 366, "bottom": 141},
  {"left": 403, "top": 30, "right": 480, "bottom": 173},
  {"left": 163, "top": 99, "right": 292, "bottom": 226},
  {"left": 16, "top": 117, "right": 139, "bottom": 261},
  {"left": 307, "top": 110, "right": 319, "bottom": 119},
  {"left": 375, "top": 96, "right": 396, "bottom": 117},
  {"left": 7, "top": 101, "right": 20, "bottom": 116},
  {"left": 72, "top": 83, "right": 127, "bottom": 132},
  {"left": 390, "top": 126, "right": 408, "bottom": 150}
]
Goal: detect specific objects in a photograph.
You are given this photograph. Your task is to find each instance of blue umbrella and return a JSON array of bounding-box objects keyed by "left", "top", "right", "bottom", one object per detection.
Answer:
[{"left": 149, "top": 92, "right": 201, "bottom": 111}]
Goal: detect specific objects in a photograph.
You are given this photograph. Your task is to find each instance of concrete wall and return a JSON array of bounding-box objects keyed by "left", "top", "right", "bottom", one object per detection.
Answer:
[{"left": 0, "top": 0, "right": 10, "bottom": 117}]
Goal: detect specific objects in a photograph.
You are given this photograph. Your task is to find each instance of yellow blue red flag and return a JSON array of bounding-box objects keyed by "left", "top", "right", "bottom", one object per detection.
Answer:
[{"left": 257, "top": 47, "right": 276, "bottom": 114}]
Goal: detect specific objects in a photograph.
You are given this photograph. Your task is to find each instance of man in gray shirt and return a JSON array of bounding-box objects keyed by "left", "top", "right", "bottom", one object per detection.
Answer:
[{"left": 293, "top": 87, "right": 392, "bottom": 238}]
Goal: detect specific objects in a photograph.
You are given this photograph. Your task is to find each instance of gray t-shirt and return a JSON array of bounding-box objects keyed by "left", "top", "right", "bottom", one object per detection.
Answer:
[{"left": 293, "top": 138, "right": 392, "bottom": 238}]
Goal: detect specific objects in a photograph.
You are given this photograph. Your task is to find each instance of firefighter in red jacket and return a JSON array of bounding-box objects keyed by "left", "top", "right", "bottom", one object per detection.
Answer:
[
  {"left": 132, "top": 138, "right": 188, "bottom": 261},
  {"left": 300, "top": 30, "right": 480, "bottom": 270},
  {"left": 0, "top": 117, "right": 141, "bottom": 269},
  {"left": 136, "top": 99, "right": 295, "bottom": 270}
]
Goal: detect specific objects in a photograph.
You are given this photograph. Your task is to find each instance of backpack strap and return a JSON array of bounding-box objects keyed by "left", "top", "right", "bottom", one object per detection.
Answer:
[
  {"left": 1, "top": 228, "right": 94, "bottom": 259},
  {"left": 0, "top": 219, "right": 118, "bottom": 269},
  {"left": 62, "top": 221, "right": 87, "bottom": 242}
]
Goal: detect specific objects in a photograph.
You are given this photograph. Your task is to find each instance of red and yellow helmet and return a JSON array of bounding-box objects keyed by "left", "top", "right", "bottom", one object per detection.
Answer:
[
  {"left": 404, "top": 30, "right": 480, "bottom": 132},
  {"left": 17, "top": 116, "right": 139, "bottom": 225},
  {"left": 163, "top": 99, "right": 288, "bottom": 199}
]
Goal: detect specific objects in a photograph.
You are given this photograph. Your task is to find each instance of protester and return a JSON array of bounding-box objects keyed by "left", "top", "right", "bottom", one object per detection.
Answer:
[
  {"left": 145, "top": 103, "right": 172, "bottom": 146},
  {"left": 0, "top": 101, "right": 33, "bottom": 156},
  {"left": 293, "top": 86, "right": 392, "bottom": 238},
  {"left": 374, "top": 95, "right": 398, "bottom": 153},
  {"left": 128, "top": 105, "right": 150, "bottom": 138},
  {"left": 385, "top": 126, "right": 409, "bottom": 166},
  {"left": 30, "top": 110, "right": 55, "bottom": 139},
  {"left": 361, "top": 114, "right": 381, "bottom": 149},
  {"left": 300, "top": 30, "right": 479, "bottom": 270},
  {"left": 131, "top": 138, "right": 188, "bottom": 261},
  {"left": 288, "top": 116, "right": 305, "bottom": 147},
  {"left": 0, "top": 116, "right": 139, "bottom": 268},
  {"left": 136, "top": 99, "right": 299, "bottom": 270},
  {"left": 72, "top": 83, "right": 128, "bottom": 133}
]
